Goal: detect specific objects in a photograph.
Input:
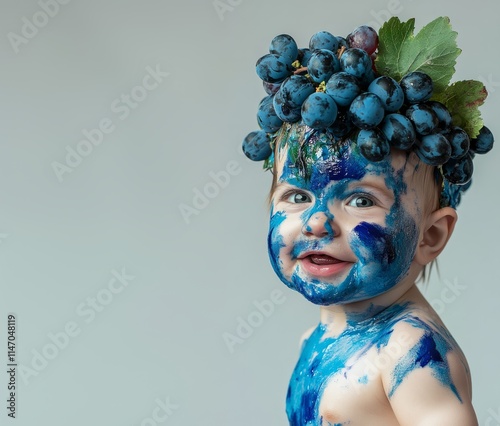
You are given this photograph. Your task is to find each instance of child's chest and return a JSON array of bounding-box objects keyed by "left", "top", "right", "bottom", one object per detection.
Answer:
[{"left": 286, "top": 324, "right": 398, "bottom": 426}]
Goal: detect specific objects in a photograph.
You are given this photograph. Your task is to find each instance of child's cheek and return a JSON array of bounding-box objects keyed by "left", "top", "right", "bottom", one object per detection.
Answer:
[
  {"left": 268, "top": 210, "right": 288, "bottom": 279},
  {"left": 348, "top": 208, "right": 419, "bottom": 295},
  {"left": 349, "top": 222, "right": 396, "bottom": 266}
]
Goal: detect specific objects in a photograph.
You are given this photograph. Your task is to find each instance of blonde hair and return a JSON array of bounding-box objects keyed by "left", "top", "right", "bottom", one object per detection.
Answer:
[{"left": 404, "top": 151, "right": 442, "bottom": 284}]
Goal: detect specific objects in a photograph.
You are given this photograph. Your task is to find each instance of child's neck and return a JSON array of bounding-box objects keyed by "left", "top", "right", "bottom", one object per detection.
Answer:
[{"left": 319, "top": 283, "right": 422, "bottom": 336}]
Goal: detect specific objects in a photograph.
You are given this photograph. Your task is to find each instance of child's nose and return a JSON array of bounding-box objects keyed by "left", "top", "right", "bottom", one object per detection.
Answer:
[{"left": 302, "top": 211, "right": 338, "bottom": 238}]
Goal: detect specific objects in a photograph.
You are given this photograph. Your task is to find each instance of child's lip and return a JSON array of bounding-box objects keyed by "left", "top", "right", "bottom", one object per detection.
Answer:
[
  {"left": 298, "top": 252, "right": 353, "bottom": 277},
  {"left": 298, "top": 251, "right": 343, "bottom": 262}
]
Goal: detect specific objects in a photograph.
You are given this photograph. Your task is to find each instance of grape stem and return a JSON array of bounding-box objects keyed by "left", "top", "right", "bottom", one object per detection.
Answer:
[
  {"left": 293, "top": 66, "right": 308, "bottom": 75},
  {"left": 337, "top": 46, "right": 346, "bottom": 59}
]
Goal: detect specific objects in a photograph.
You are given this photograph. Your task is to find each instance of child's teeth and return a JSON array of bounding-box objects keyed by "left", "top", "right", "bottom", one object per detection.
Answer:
[{"left": 309, "top": 255, "right": 338, "bottom": 265}]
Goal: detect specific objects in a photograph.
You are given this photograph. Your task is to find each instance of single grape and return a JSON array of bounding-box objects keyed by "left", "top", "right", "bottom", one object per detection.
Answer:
[
  {"left": 446, "top": 127, "right": 470, "bottom": 159},
  {"left": 309, "top": 31, "right": 339, "bottom": 52},
  {"left": 277, "top": 75, "right": 315, "bottom": 109},
  {"left": 307, "top": 49, "right": 340, "bottom": 84},
  {"left": 336, "top": 36, "right": 348, "bottom": 50},
  {"left": 242, "top": 130, "right": 272, "bottom": 161},
  {"left": 405, "top": 104, "right": 438, "bottom": 136},
  {"left": 340, "top": 48, "right": 372, "bottom": 79},
  {"left": 415, "top": 133, "right": 452, "bottom": 166},
  {"left": 256, "top": 53, "right": 293, "bottom": 83},
  {"left": 439, "top": 180, "right": 463, "bottom": 208},
  {"left": 370, "top": 52, "right": 377, "bottom": 73},
  {"left": 442, "top": 154, "right": 474, "bottom": 185},
  {"left": 328, "top": 108, "right": 353, "bottom": 138},
  {"left": 297, "top": 48, "right": 313, "bottom": 67},
  {"left": 301, "top": 92, "right": 338, "bottom": 129},
  {"left": 269, "top": 34, "right": 298, "bottom": 65},
  {"left": 257, "top": 96, "right": 283, "bottom": 132},
  {"left": 349, "top": 92, "right": 385, "bottom": 130},
  {"left": 368, "top": 76, "right": 404, "bottom": 112},
  {"left": 357, "top": 128, "right": 390, "bottom": 162},
  {"left": 400, "top": 71, "right": 433, "bottom": 104},
  {"left": 263, "top": 81, "right": 282, "bottom": 96},
  {"left": 380, "top": 113, "right": 416, "bottom": 150},
  {"left": 273, "top": 93, "right": 302, "bottom": 122},
  {"left": 461, "top": 178, "right": 473, "bottom": 192},
  {"left": 347, "top": 25, "right": 379, "bottom": 55},
  {"left": 427, "top": 101, "right": 452, "bottom": 130},
  {"left": 325, "top": 72, "right": 361, "bottom": 107},
  {"left": 359, "top": 68, "right": 376, "bottom": 89},
  {"left": 470, "top": 125, "right": 494, "bottom": 154}
]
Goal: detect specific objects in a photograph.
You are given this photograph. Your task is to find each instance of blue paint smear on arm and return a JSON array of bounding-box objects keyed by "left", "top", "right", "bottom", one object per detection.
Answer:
[
  {"left": 389, "top": 326, "right": 461, "bottom": 401},
  {"left": 358, "top": 375, "right": 369, "bottom": 384}
]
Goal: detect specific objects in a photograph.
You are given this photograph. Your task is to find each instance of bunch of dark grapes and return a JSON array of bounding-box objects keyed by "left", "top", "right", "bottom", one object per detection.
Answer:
[{"left": 243, "top": 25, "right": 494, "bottom": 187}]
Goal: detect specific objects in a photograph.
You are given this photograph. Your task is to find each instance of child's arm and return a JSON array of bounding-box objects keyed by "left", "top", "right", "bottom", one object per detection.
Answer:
[{"left": 381, "top": 322, "right": 478, "bottom": 426}]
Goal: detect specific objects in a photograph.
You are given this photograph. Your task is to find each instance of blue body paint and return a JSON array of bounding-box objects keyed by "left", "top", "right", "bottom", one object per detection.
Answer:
[
  {"left": 286, "top": 303, "right": 462, "bottom": 425},
  {"left": 389, "top": 326, "right": 461, "bottom": 401},
  {"left": 268, "top": 209, "right": 286, "bottom": 275},
  {"left": 358, "top": 375, "right": 369, "bottom": 384}
]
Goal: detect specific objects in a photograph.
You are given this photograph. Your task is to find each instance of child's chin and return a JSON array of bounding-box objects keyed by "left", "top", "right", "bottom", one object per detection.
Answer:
[
  {"left": 287, "top": 276, "right": 359, "bottom": 306},
  {"left": 299, "top": 290, "right": 355, "bottom": 306}
]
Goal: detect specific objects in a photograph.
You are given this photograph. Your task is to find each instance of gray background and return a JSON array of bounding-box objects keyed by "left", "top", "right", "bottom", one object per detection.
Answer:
[{"left": 0, "top": 0, "right": 499, "bottom": 424}]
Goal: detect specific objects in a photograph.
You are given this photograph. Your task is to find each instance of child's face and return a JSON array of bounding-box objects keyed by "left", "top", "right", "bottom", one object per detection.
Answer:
[{"left": 268, "top": 135, "right": 428, "bottom": 306}]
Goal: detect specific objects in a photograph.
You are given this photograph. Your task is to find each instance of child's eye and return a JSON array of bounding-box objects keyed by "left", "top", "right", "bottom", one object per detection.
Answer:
[
  {"left": 284, "top": 191, "right": 311, "bottom": 204},
  {"left": 348, "top": 195, "right": 374, "bottom": 208}
]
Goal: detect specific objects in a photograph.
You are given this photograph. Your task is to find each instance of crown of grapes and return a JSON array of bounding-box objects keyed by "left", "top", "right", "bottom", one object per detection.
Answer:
[{"left": 242, "top": 17, "right": 494, "bottom": 208}]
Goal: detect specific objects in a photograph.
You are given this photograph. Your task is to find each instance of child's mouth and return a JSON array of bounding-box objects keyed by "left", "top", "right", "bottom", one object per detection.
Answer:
[
  {"left": 308, "top": 254, "right": 341, "bottom": 265},
  {"left": 300, "top": 254, "right": 352, "bottom": 278}
]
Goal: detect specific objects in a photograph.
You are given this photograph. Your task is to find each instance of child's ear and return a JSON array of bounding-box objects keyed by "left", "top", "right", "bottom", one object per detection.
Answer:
[{"left": 415, "top": 207, "right": 458, "bottom": 266}]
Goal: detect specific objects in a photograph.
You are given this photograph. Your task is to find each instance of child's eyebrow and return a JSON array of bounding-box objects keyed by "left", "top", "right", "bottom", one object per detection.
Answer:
[
  {"left": 345, "top": 181, "right": 398, "bottom": 209},
  {"left": 347, "top": 176, "right": 391, "bottom": 191},
  {"left": 273, "top": 182, "right": 297, "bottom": 192},
  {"left": 347, "top": 175, "right": 395, "bottom": 193}
]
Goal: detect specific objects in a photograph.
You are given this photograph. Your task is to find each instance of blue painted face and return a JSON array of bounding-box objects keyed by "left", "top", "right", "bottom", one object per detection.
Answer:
[{"left": 268, "top": 130, "right": 422, "bottom": 305}]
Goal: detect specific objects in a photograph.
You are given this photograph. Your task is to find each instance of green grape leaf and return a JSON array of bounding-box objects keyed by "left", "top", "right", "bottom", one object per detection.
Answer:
[
  {"left": 375, "top": 16, "right": 461, "bottom": 93},
  {"left": 288, "top": 137, "right": 300, "bottom": 165},
  {"left": 432, "top": 80, "right": 488, "bottom": 138},
  {"left": 263, "top": 151, "right": 274, "bottom": 171}
]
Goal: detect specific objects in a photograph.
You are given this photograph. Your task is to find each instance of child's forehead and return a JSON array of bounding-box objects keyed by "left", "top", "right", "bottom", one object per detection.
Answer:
[{"left": 275, "top": 137, "right": 413, "bottom": 188}]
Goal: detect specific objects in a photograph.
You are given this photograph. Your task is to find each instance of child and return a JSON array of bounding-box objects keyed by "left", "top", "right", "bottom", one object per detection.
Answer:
[
  {"left": 244, "top": 15, "right": 492, "bottom": 426},
  {"left": 268, "top": 122, "right": 475, "bottom": 425}
]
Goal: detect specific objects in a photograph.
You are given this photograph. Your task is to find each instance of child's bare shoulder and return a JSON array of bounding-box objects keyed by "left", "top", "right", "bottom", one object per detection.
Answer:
[
  {"left": 298, "top": 325, "right": 316, "bottom": 349},
  {"left": 378, "top": 304, "right": 475, "bottom": 424},
  {"left": 383, "top": 304, "right": 466, "bottom": 357}
]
